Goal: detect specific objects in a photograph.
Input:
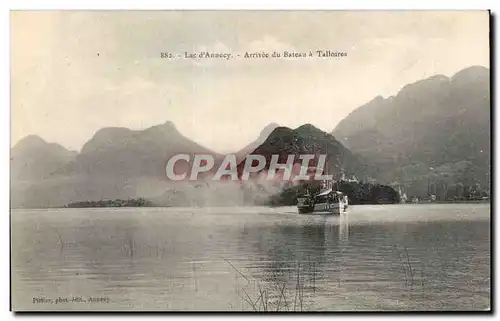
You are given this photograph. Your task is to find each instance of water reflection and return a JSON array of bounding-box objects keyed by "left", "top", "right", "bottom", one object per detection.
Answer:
[
  {"left": 235, "top": 212, "right": 490, "bottom": 311},
  {"left": 11, "top": 205, "right": 490, "bottom": 311},
  {"left": 235, "top": 214, "right": 353, "bottom": 309},
  {"left": 339, "top": 213, "right": 349, "bottom": 243}
]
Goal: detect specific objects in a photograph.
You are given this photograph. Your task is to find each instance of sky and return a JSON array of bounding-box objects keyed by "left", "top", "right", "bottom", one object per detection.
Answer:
[{"left": 11, "top": 11, "right": 489, "bottom": 153}]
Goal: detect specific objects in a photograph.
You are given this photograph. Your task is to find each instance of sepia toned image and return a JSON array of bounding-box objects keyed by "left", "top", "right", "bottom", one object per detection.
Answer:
[{"left": 10, "top": 10, "right": 490, "bottom": 312}]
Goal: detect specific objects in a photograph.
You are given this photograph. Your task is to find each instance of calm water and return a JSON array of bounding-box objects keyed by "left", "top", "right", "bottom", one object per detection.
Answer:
[{"left": 11, "top": 204, "right": 490, "bottom": 311}]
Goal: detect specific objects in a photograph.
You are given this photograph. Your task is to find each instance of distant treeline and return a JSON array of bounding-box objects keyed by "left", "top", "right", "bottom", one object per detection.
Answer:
[
  {"left": 268, "top": 181, "right": 400, "bottom": 206},
  {"left": 64, "top": 198, "right": 155, "bottom": 208},
  {"left": 338, "top": 181, "right": 400, "bottom": 205},
  {"left": 63, "top": 183, "right": 400, "bottom": 208}
]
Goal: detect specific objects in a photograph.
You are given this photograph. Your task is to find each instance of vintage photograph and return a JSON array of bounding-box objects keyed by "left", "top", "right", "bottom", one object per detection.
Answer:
[{"left": 10, "top": 11, "right": 490, "bottom": 311}]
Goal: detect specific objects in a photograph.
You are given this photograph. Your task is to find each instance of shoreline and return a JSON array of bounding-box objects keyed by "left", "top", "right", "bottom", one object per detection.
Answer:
[{"left": 11, "top": 201, "right": 491, "bottom": 210}]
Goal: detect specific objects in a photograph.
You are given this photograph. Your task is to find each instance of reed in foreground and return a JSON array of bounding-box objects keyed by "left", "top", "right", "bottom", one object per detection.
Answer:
[{"left": 226, "top": 260, "right": 308, "bottom": 312}]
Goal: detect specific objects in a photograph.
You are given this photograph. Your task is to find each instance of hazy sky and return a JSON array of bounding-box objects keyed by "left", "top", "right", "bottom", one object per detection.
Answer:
[{"left": 11, "top": 11, "right": 489, "bottom": 153}]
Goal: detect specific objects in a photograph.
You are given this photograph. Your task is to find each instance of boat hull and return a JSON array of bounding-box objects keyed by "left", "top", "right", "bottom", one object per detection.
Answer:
[
  {"left": 298, "top": 206, "right": 314, "bottom": 214},
  {"left": 313, "top": 201, "right": 345, "bottom": 215},
  {"left": 298, "top": 202, "right": 346, "bottom": 215}
]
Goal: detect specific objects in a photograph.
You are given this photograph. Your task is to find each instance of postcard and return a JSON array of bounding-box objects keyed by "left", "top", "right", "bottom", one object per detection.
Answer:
[{"left": 10, "top": 10, "right": 491, "bottom": 312}]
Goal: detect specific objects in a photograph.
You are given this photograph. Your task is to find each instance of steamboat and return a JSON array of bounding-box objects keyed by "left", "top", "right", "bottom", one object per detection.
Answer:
[{"left": 296, "top": 158, "right": 348, "bottom": 215}]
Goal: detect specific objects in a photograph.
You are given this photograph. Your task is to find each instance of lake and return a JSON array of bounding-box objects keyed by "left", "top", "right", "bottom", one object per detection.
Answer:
[{"left": 11, "top": 203, "right": 491, "bottom": 311}]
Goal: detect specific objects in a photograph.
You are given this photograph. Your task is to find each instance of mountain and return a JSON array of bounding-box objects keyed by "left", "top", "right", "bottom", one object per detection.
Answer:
[
  {"left": 234, "top": 122, "right": 279, "bottom": 163},
  {"left": 332, "top": 66, "right": 490, "bottom": 196},
  {"left": 11, "top": 135, "right": 77, "bottom": 181},
  {"left": 11, "top": 121, "right": 223, "bottom": 208},
  {"left": 237, "top": 124, "right": 365, "bottom": 181},
  {"left": 55, "top": 121, "right": 221, "bottom": 179}
]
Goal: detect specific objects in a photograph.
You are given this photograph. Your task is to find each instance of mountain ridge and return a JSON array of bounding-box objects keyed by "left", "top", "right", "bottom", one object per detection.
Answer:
[
  {"left": 11, "top": 121, "right": 223, "bottom": 207},
  {"left": 11, "top": 135, "right": 77, "bottom": 182},
  {"left": 11, "top": 65, "right": 490, "bottom": 206},
  {"left": 237, "top": 123, "right": 365, "bottom": 181},
  {"left": 332, "top": 65, "right": 490, "bottom": 197}
]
